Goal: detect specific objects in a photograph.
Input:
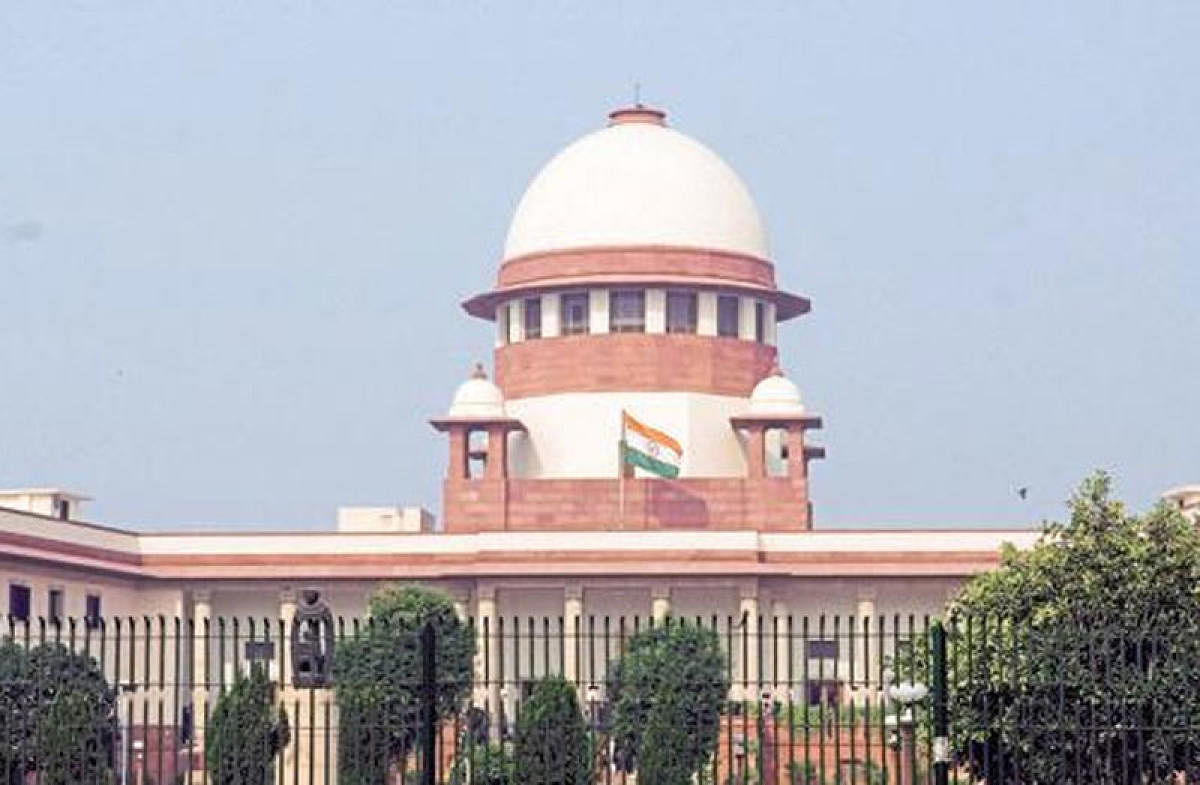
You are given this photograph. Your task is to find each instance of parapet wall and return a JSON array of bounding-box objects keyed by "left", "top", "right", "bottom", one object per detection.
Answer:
[{"left": 442, "top": 475, "right": 811, "bottom": 533}]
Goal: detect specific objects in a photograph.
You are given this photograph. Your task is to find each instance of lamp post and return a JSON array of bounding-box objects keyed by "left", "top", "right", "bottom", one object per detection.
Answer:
[
  {"left": 586, "top": 683, "right": 605, "bottom": 772},
  {"left": 759, "top": 690, "right": 777, "bottom": 785},
  {"left": 885, "top": 673, "right": 927, "bottom": 785}
]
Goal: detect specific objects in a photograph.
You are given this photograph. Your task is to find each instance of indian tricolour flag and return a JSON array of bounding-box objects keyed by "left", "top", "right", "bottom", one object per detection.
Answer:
[{"left": 621, "top": 411, "right": 682, "bottom": 479}]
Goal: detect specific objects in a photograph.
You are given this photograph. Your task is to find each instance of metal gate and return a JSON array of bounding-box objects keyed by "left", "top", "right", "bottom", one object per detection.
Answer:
[{"left": 2, "top": 610, "right": 1195, "bottom": 784}]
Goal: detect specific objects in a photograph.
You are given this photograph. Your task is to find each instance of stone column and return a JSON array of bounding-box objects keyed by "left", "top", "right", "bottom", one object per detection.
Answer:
[
  {"left": 277, "top": 588, "right": 299, "bottom": 776},
  {"left": 650, "top": 584, "right": 671, "bottom": 623},
  {"left": 786, "top": 425, "right": 807, "bottom": 479},
  {"left": 278, "top": 588, "right": 297, "bottom": 684},
  {"left": 737, "top": 583, "right": 760, "bottom": 702},
  {"left": 475, "top": 584, "right": 501, "bottom": 739},
  {"left": 190, "top": 591, "right": 212, "bottom": 764},
  {"left": 451, "top": 588, "right": 470, "bottom": 622},
  {"left": 563, "top": 584, "right": 584, "bottom": 685},
  {"left": 856, "top": 589, "right": 879, "bottom": 697},
  {"left": 745, "top": 426, "right": 766, "bottom": 478},
  {"left": 771, "top": 597, "right": 790, "bottom": 699},
  {"left": 485, "top": 424, "right": 509, "bottom": 479},
  {"left": 448, "top": 425, "right": 469, "bottom": 480}
]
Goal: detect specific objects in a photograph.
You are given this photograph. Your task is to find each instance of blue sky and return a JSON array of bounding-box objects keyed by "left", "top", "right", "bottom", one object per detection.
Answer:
[{"left": 1, "top": 4, "right": 1197, "bottom": 530}]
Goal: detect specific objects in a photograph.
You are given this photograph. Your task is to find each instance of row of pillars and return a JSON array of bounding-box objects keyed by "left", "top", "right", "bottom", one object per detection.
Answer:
[
  {"left": 442, "top": 421, "right": 817, "bottom": 482},
  {"left": 742, "top": 421, "right": 812, "bottom": 479},
  {"left": 446, "top": 423, "right": 514, "bottom": 480},
  {"left": 471, "top": 583, "right": 880, "bottom": 710},
  {"left": 189, "top": 583, "right": 881, "bottom": 750}
]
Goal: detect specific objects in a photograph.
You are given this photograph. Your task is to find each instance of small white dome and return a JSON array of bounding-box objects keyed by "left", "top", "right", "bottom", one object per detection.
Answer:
[
  {"left": 504, "top": 108, "right": 768, "bottom": 261},
  {"left": 448, "top": 365, "right": 505, "bottom": 419},
  {"left": 749, "top": 370, "right": 804, "bottom": 416}
]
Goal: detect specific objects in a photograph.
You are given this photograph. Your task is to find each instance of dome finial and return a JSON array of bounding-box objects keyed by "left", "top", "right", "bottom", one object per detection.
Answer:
[{"left": 471, "top": 362, "right": 488, "bottom": 380}]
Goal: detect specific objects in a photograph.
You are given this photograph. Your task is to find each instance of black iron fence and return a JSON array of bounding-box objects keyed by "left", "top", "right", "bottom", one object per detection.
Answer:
[{"left": 2, "top": 610, "right": 1197, "bottom": 784}]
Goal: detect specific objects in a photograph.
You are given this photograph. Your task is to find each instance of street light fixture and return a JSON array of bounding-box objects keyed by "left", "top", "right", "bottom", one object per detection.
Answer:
[{"left": 884, "top": 677, "right": 927, "bottom": 785}]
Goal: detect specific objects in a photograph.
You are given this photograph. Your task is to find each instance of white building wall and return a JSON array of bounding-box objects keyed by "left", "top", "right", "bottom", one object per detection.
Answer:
[
  {"left": 507, "top": 300, "right": 523, "bottom": 344},
  {"left": 738, "top": 295, "right": 757, "bottom": 340},
  {"left": 697, "top": 292, "right": 718, "bottom": 336},
  {"left": 645, "top": 288, "right": 666, "bottom": 333},
  {"left": 505, "top": 391, "right": 751, "bottom": 479},
  {"left": 588, "top": 289, "right": 609, "bottom": 334},
  {"left": 541, "top": 292, "right": 561, "bottom": 338}
]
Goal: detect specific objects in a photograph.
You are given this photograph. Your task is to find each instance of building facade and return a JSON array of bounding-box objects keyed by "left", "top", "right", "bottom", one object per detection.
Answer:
[{"left": 2, "top": 105, "right": 1054, "bottom": 780}]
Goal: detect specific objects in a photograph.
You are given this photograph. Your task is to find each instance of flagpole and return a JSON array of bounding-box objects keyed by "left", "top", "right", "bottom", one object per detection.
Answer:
[{"left": 618, "top": 409, "right": 626, "bottom": 526}]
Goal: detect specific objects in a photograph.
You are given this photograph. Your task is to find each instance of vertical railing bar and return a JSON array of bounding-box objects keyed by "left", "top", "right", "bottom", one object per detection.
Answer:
[
  {"left": 817, "top": 614, "right": 826, "bottom": 785},
  {"left": 850, "top": 613, "right": 860, "bottom": 785}
]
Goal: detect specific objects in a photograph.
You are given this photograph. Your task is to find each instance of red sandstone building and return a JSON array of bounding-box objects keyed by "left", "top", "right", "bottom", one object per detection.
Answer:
[{"left": 1, "top": 105, "right": 1046, "bottom": 781}]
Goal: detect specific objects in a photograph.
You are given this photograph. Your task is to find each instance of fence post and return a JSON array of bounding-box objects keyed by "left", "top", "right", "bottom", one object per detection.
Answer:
[
  {"left": 421, "top": 621, "right": 437, "bottom": 785},
  {"left": 931, "top": 620, "right": 949, "bottom": 785}
]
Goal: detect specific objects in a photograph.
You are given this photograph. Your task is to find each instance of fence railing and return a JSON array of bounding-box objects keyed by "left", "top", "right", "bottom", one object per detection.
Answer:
[{"left": 3, "top": 611, "right": 1197, "bottom": 784}]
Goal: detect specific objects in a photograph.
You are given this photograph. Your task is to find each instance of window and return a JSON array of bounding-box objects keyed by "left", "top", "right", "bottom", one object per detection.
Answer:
[
  {"left": 717, "top": 295, "right": 740, "bottom": 337},
  {"left": 523, "top": 297, "right": 542, "bottom": 340},
  {"left": 467, "top": 429, "right": 488, "bottom": 479},
  {"left": 806, "top": 639, "right": 839, "bottom": 659},
  {"left": 57, "top": 499, "right": 70, "bottom": 520},
  {"left": 665, "top": 291, "right": 698, "bottom": 334},
  {"left": 85, "top": 593, "right": 102, "bottom": 629},
  {"left": 805, "top": 678, "right": 842, "bottom": 706},
  {"left": 609, "top": 290, "right": 645, "bottom": 333},
  {"left": 560, "top": 292, "right": 590, "bottom": 335},
  {"left": 48, "top": 588, "right": 64, "bottom": 622},
  {"left": 9, "top": 584, "right": 30, "bottom": 622},
  {"left": 754, "top": 301, "right": 766, "bottom": 343}
]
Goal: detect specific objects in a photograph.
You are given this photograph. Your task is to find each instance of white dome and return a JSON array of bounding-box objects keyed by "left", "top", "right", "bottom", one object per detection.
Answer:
[
  {"left": 448, "top": 366, "right": 505, "bottom": 419},
  {"left": 749, "top": 372, "right": 804, "bottom": 416},
  {"left": 504, "top": 109, "right": 768, "bottom": 261}
]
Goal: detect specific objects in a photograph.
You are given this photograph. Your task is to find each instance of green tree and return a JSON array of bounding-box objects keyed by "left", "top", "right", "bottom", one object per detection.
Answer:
[
  {"left": 609, "top": 620, "right": 728, "bottom": 785},
  {"left": 333, "top": 584, "right": 474, "bottom": 785},
  {"left": 205, "top": 665, "right": 290, "bottom": 785},
  {"left": 944, "top": 472, "right": 1200, "bottom": 784},
  {"left": 0, "top": 640, "right": 117, "bottom": 785},
  {"left": 513, "top": 676, "right": 589, "bottom": 785}
]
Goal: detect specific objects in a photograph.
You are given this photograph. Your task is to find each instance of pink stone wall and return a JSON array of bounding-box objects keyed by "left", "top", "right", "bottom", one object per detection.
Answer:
[
  {"left": 442, "top": 474, "right": 811, "bottom": 533},
  {"left": 495, "top": 333, "right": 778, "bottom": 397}
]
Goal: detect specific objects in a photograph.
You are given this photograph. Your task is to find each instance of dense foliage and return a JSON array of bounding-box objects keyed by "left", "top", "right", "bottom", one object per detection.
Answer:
[
  {"left": 0, "top": 641, "right": 117, "bottom": 785},
  {"left": 206, "top": 665, "right": 290, "bottom": 785},
  {"left": 945, "top": 473, "right": 1200, "bottom": 784},
  {"left": 449, "top": 741, "right": 514, "bottom": 785},
  {"left": 609, "top": 620, "right": 728, "bottom": 785},
  {"left": 513, "top": 676, "right": 589, "bottom": 785},
  {"left": 333, "top": 584, "right": 474, "bottom": 785}
]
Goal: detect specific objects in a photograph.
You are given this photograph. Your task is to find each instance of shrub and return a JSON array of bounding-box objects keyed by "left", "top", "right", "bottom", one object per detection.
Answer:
[
  {"left": 609, "top": 620, "right": 728, "bottom": 785},
  {"left": 0, "top": 640, "right": 117, "bottom": 785},
  {"left": 514, "top": 676, "right": 589, "bottom": 785},
  {"left": 333, "top": 584, "right": 473, "bottom": 785},
  {"left": 449, "top": 741, "right": 514, "bottom": 785},
  {"left": 205, "top": 665, "right": 290, "bottom": 785}
]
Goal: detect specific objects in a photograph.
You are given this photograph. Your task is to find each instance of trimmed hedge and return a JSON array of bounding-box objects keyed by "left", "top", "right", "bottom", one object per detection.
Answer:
[
  {"left": 205, "top": 665, "right": 290, "bottom": 785},
  {"left": 515, "top": 676, "right": 589, "bottom": 785}
]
